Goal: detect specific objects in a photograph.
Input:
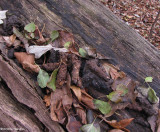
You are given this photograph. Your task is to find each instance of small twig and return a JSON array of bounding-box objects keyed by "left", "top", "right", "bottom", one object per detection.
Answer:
[
  {"left": 41, "top": 23, "right": 45, "bottom": 33},
  {"left": 148, "top": 9, "right": 160, "bottom": 41}
]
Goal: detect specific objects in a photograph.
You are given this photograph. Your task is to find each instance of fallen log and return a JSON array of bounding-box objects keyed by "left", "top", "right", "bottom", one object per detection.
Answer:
[
  {"left": 0, "top": 0, "right": 159, "bottom": 96},
  {"left": 0, "top": 0, "right": 160, "bottom": 132}
]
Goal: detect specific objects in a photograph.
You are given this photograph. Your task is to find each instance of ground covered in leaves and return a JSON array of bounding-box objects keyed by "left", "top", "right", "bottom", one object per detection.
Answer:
[
  {"left": 0, "top": 13, "right": 160, "bottom": 132},
  {"left": 100, "top": 0, "right": 160, "bottom": 49}
]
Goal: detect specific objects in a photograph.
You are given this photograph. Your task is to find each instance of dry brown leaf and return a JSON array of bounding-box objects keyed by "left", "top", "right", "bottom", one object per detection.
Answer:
[
  {"left": 9, "top": 34, "right": 16, "bottom": 44},
  {"left": 3, "top": 36, "right": 12, "bottom": 47},
  {"left": 73, "top": 100, "right": 87, "bottom": 124},
  {"left": 44, "top": 94, "right": 51, "bottom": 107},
  {"left": 62, "top": 94, "right": 73, "bottom": 114},
  {"left": 50, "top": 89, "right": 66, "bottom": 124},
  {"left": 109, "top": 68, "right": 121, "bottom": 80},
  {"left": 34, "top": 26, "right": 46, "bottom": 44},
  {"left": 106, "top": 118, "right": 134, "bottom": 131},
  {"left": 109, "top": 68, "right": 126, "bottom": 80},
  {"left": 66, "top": 115, "right": 82, "bottom": 132},
  {"left": 81, "top": 90, "right": 95, "bottom": 109},
  {"left": 71, "top": 54, "right": 82, "bottom": 87},
  {"left": 102, "top": 62, "right": 120, "bottom": 75},
  {"left": 13, "top": 39, "right": 21, "bottom": 47},
  {"left": 70, "top": 85, "right": 82, "bottom": 101},
  {"left": 14, "top": 52, "right": 40, "bottom": 73},
  {"left": 3, "top": 35, "right": 21, "bottom": 47},
  {"left": 112, "top": 77, "right": 131, "bottom": 91}
]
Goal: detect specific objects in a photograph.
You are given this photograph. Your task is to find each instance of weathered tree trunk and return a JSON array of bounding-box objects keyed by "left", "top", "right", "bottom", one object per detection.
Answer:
[{"left": 0, "top": 0, "right": 159, "bottom": 131}]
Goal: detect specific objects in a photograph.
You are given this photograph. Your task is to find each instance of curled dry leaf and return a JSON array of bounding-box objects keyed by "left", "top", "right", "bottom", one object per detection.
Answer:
[
  {"left": 70, "top": 85, "right": 82, "bottom": 101},
  {"left": 3, "top": 35, "right": 21, "bottom": 47},
  {"left": 62, "top": 93, "right": 73, "bottom": 114},
  {"left": 3, "top": 36, "right": 12, "bottom": 47},
  {"left": 71, "top": 54, "right": 82, "bottom": 87},
  {"left": 34, "top": 26, "right": 46, "bottom": 44},
  {"left": 50, "top": 89, "right": 66, "bottom": 123},
  {"left": 14, "top": 52, "right": 40, "bottom": 73},
  {"left": 81, "top": 90, "right": 95, "bottom": 109},
  {"left": 70, "top": 86, "right": 95, "bottom": 109},
  {"left": 109, "top": 68, "right": 126, "bottom": 80},
  {"left": 106, "top": 118, "right": 134, "bottom": 131},
  {"left": 44, "top": 94, "right": 51, "bottom": 107},
  {"left": 102, "top": 62, "right": 126, "bottom": 80},
  {"left": 73, "top": 102, "right": 87, "bottom": 124},
  {"left": 83, "top": 46, "right": 109, "bottom": 59}
]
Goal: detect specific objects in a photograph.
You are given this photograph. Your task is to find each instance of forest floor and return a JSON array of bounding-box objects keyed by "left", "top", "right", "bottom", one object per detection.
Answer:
[{"left": 100, "top": 0, "right": 160, "bottom": 49}]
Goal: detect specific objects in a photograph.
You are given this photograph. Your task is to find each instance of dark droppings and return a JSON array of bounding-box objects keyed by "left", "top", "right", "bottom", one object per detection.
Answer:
[
  {"left": 82, "top": 69, "right": 113, "bottom": 95},
  {"left": 2, "top": 15, "right": 24, "bottom": 36}
]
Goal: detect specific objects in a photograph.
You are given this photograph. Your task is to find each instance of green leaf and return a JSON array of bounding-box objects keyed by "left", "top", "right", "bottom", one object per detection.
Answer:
[
  {"left": 64, "top": 41, "right": 71, "bottom": 49},
  {"left": 47, "top": 68, "right": 58, "bottom": 91},
  {"left": 93, "top": 99, "right": 111, "bottom": 115},
  {"left": 24, "top": 22, "right": 36, "bottom": 32},
  {"left": 37, "top": 69, "right": 50, "bottom": 88},
  {"left": 145, "top": 77, "right": 153, "bottom": 83},
  {"left": 50, "top": 30, "right": 59, "bottom": 42},
  {"left": 80, "top": 123, "right": 100, "bottom": 132},
  {"left": 107, "top": 91, "right": 122, "bottom": 103},
  {"left": 147, "top": 87, "right": 159, "bottom": 104},
  {"left": 116, "top": 84, "right": 128, "bottom": 96},
  {"left": 79, "top": 48, "right": 87, "bottom": 58}
]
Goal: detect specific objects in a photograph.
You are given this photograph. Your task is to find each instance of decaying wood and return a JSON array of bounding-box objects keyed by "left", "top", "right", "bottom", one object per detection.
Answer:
[
  {"left": 0, "top": 0, "right": 160, "bottom": 131},
  {"left": 0, "top": 0, "right": 159, "bottom": 96},
  {"left": 0, "top": 82, "right": 43, "bottom": 132},
  {"left": 0, "top": 54, "right": 64, "bottom": 132}
]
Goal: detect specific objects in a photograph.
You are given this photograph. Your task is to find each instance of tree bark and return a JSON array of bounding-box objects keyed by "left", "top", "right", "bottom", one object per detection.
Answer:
[
  {"left": 1, "top": 0, "right": 159, "bottom": 95},
  {"left": 0, "top": 0, "right": 159, "bottom": 131}
]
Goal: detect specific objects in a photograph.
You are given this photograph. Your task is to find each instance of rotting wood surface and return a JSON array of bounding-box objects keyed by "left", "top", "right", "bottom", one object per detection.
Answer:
[
  {"left": 0, "top": 0, "right": 160, "bottom": 132},
  {"left": 0, "top": 0, "right": 159, "bottom": 96}
]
